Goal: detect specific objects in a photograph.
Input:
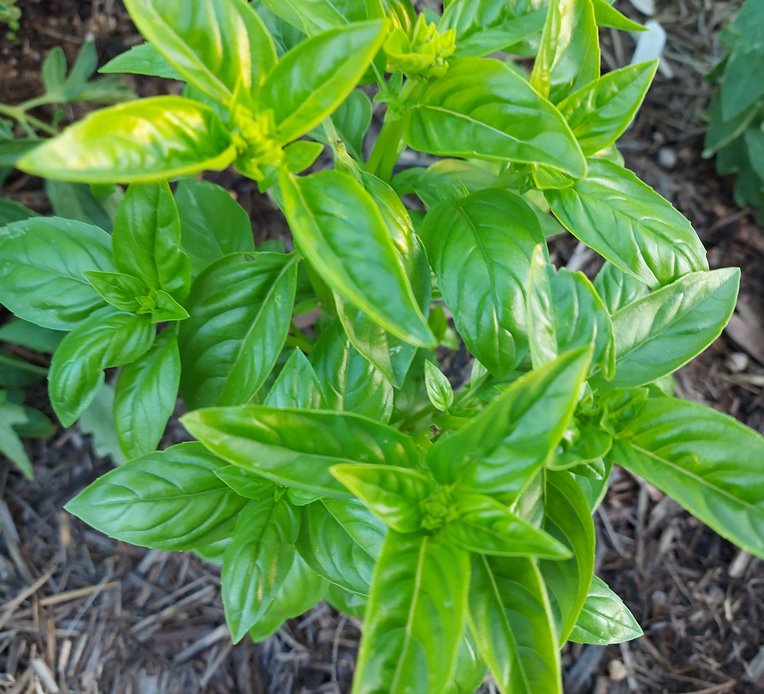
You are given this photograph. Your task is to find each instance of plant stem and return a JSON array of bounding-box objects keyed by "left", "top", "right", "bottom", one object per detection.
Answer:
[{"left": 366, "top": 115, "right": 405, "bottom": 182}]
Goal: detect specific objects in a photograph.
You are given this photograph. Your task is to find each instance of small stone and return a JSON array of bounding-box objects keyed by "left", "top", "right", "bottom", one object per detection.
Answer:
[
  {"left": 727, "top": 352, "right": 749, "bottom": 373},
  {"left": 659, "top": 147, "right": 677, "bottom": 169},
  {"left": 609, "top": 659, "right": 628, "bottom": 682}
]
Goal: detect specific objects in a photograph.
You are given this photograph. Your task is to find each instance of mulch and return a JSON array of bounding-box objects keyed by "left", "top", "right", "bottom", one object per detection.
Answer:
[{"left": 1, "top": 1, "right": 762, "bottom": 692}]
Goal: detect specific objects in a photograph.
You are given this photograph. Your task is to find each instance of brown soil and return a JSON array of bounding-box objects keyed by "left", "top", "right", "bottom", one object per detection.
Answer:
[{"left": 1, "top": 1, "right": 762, "bottom": 692}]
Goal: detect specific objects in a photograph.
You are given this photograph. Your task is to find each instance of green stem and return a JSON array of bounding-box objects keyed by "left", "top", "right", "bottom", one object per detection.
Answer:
[
  {"left": 366, "top": 115, "right": 405, "bottom": 182},
  {"left": 0, "top": 103, "right": 57, "bottom": 137}
]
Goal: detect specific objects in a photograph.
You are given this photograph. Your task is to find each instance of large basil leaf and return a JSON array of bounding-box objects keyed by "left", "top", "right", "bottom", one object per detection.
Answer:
[
  {"left": 570, "top": 575, "right": 642, "bottom": 645},
  {"left": 65, "top": 442, "right": 248, "bottom": 550},
  {"left": 297, "top": 499, "right": 383, "bottom": 595},
  {"left": 265, "top": 348, "right": 324, "bottom": 409},
  {"left": 546, "top": 158, "right": 708, "bottom": 288},
  {"left": 611, "top": 398, "right": 764, "bottom": 559},
  {"left": 178, "top": 252, "right": 297, "bottom": 408},
  {"left": 114, "top": 328, "right": 180, "bottom": 460},
  {"left": 558, "top": 61, "right": 658, "bottom": 156},
  {"left": 175, "top": 178, "right": 255, "bottom": 277},
  {"left": 112, "top": 182, "right": 191, "bottom": 301},
  {"left": 469, "top": 555, "right": 562, "bottom": 694},
  {"left": 182, "top": 406, "right": 420, "bottom": 499},
  {"left": 260, "top": 0, "right": 367, "bottom": 34},
  {"left": 221, "top": 497, "right": 299, "bottom": 642},
  {"left": 405, "top": 58, "right": 586, "bottom": 178},
  {"left": 336, "top": 173, "right": 430, "bottom": 387},
  {"left": 123, "top": 0, "right": 275, "bottom": 105},
  {"left": 260, "top": 22, "right": 385, "bottom": 143},
  {"left": 354, "top": 532, "right": 470, "bottom": 693},
  {"left": 0, "top": 217, "right": 113, "bottom": 330},
  {"left": 311, "top": 321, "right": 393, "bottom": 422},
  {"left": 599, "top": 269, "right": 740, "bottom": 388},
  {"left": 427, "top": 348, "right": 592, "bottom": 499},
  {"left": 18, "top": 97, "right": 236, "bottom": 183},
  {"left": 530, "top": 0, "right": 600, "bottom": 103},
  {"left": 527, "top": 251, "right": 615, "bottom": 379},
  {"left": 49, "top": 307, "right": 155, "bottom": 426},
  {"left": 593, "top": 261, "right": 650, "bottom": 314},
  {"left": 540, "top": 471, "right": 596, "bottom": 644},
  {"left": 280, "top": 170, "right": 434, "bottom": 347},
  {"left": 420, "top": 189, "right": 545, "bottom": 377}
]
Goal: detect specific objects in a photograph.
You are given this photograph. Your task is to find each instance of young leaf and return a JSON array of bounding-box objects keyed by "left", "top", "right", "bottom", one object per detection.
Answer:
[
  {"left": 530, "top": 0, "right": 600, "bottom": 103},
  {"left": 49, "top": 307, "right": 155, "bottom": 426},
  {"left": 265, "top": 349, "right": 325, "bottom": 409},
  {"left": 123, "top": 0, "right": 276, "bottom": 105},
  {"left": 405, "top": 58, "right": 587, "bottom": 178},
  {"left": 114, "top": 328, "right": 180, "bottom": 460},
  {"left": 591, "top": 0, "right": 645, "bottom": 31},
  {"left": 443, "top": 494, "right": 570, "bottom": 559},
  {"left": 593, "top": 261, "right": 650, "bottom": 314},
  {"left": 469, "top": 555, "right": 562, "bottom": 694},
  {"left": 297, "top": 499, "right": 383, "bottom": 595},
  {"left": 599, "top": 269, "right": 740, "bottom": 389},
  {"left": 174, "top": 179, "right": 255, "bottom": 277},
  {"left": 0, "top": 217, "right": 113, "bottom": 330},
  {"left": 18, "top": 97, "right": 236, "bottom": 184},
  {"left": 178, "top": 252, "right": 298, "bottom": 408},
  {"left": 182, "top": 406, "right": 420, "bottom": 499},
  {"left": 540, "top": 471, "right": 596, "bottom": 644},
  {"left": 546, "top": 158, "right": 708, "bottom": 288},
  {"left": 0, "top": 401, "right": 34, "bottom": 479},
  {"left": 427, "top": 348, "right": 592, "bottom": 499},
  {"left": 84, "top": 271, "right": 188, "bottom": 322},
  {"left": 419, "top": 189, "right": 546, "bottom": 376},
  {"left": 611, "top": 398, "right": 764, "bottom": 559},
  {"left": 570, "top": 576, "right": 643, "bottom": 645},
  {"left": 65, "top": 442, "right": 248, "bottom": 550},
  {"left": 335, "top": 173, "right": 431, "bottom": 387},
  {"left": 112, "top": 182, "right": 191, "bottom": 301},
  {"left": 424, "top": 360, "right": 454, "bottom": 412},
  {"left": 280, "top": 170, "right": 434, "bottom": 348},
  {"left": 221, "top": 497, "right": 300, "bottom": 642},
  {"left": 311, "top": 322, "right": 394, "bottom": 422},
  {"left": 100, "top": 42, "right": 182, "bottom": 80},
  {"left": 330, "top": 464, "right": 434, "bottom": 533},
  {"left": 354, "top": 532, "right": 470, "bottom": 693},
  {"left": 558, "top": 61, "right": 658, "bottom": 155},
  {"left": 260, "top": 21, "right": 385, "bottom": 143}
]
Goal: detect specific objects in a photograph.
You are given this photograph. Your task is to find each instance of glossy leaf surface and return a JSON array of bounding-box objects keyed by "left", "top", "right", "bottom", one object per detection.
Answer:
[
  {"left": 265, "top": 349, "right": 324, "bottom": 410},
  {"left": 570, "top": 576, "right": 642, "bottom": 645}
]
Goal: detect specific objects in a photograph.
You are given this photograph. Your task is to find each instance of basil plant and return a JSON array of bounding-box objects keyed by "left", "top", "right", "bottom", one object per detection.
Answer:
[{"left": 1, "top": 1, "right": 761, "bottom": 691}]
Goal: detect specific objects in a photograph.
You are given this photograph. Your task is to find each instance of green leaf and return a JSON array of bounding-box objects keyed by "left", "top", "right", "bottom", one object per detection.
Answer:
[
  {"left": 65, "top": 442, "right": 248, "bottom": 549},
  {"left": 260, "top": 22, "right": 385, "bottom": 143},
  {"left": 530, "top": 0, "right": 600, "bottom": 103},
  {"left": 45, "top": 180, "right": 120, "bottom": 231},
  {"left": 593, "top": 261, "right": 650, "bottom": 314},
  {"left": 331, "top": 464, "right": 433, "bottom": 533},
  {"left": 591, "top": 0, "right": 645, "bottom": 31},
  {"left": 280, "top": 170, "right": 434, "bottom": 348},
  {"left": 100, "top": 42, "right": 182, "bottom": 80},
  {"left": 419, "top": 190, "right": 546, "bottom": 376},
  {"left": 0, "top": 353, "right": 47, "bottom": 388},
  {"left": 447, "top": 633, "right": 487, "bottom": 694},
  {"left": 405, "top": 58, "right": 586, "bottom": 178},
  {"left": 84, "top": 271, "right": 189, "bottom": 322},
  {"left": 443, "top": 494, "right": 571, "bottom": 559},
  {"left": 354, "top": 532, "right": 470, "bottom": 693},
  {"left": 215, "top": 465, "right": 275, "bottom": 500},
  {"left": 248, "top": 553, "right": 327, "bottom": 642},
  {"left": 49, "top": 307, "right": 155, "bottom": 426},
  {"left": 114, "top": 328, "right": 180, "bottom": 460},
  {"left": 570, "top": 575, "right": 643, "bottom": 645},
  {"left": 78, "top": 382, "right": 126, "bottom": 465},
  {"left": 112, "top": 182, "right": 191, "bottom": 301},
  {"left": 720, "top": 44, "right": 764, "bottom": 122},
  {"left": 424, "top": 360, "right": 454, "bottom": 412},
  {"left": 0, "top": 198, "right": 37, "bottom": 225},
  {"left": 260, "top": 0, "right": 368, "bottom": 34},
  {"left": 0, "top": 401, "right": 34, "bottom": 479},
  {"left": 123, "top": 0, "right": 276, "bottom": 105},
  {"left": 540, "top": 471, "right": 596, "bottom": 644},
  {"left": 182, "top": 406, "right": 420, "bottom": 499},
  {"left": 335, "top": 173, "right": 431, "bottom": 387},
  {"left": 0, "top": 319, "right": 62, "bottom": 353},
  {"left": 175, "top": 178, "right": 255, "bottom": 277},
  {"left": 611, "top": 397, "right": 764, "bottom": 559},
  {"left": 221, "top": 497, "right": 300, "bottom": 642},
  {"left": 0, "top": 217, "right": 113, "bottom": 330},
  {"left": 297, "top": 499, "right": 384, "bottom": 595},
  {"left": 427, "top": 348, "right": 592, "bottom": 499},
  {"left": 527, "top": 250, "right": 615, "bottom": 379},
  {"left": 265, "top": 349, "right": 324, "bottom": 409},
  {"left": 598, "top": 269, "right": 740, "bottom": 389},
  {"left": 546, "top": 158, "right": 708, "bottom": 288},
  {"left": 330, "top": 90, "right": 374, "bottom": 161},
  {"left": 18, "top": 97, "right": 236, "bottom": 184},
  {"left": 469, "top": 555, "right": 562, "bottom": 694},
  {"left": 311, "top": 322, "right": 394, "bottom": 422},
  {"left": 558, "top": 61, "right": 658, "bottom": 155},
  {"left": 178, "top": 252, "right": 297, "bottom": 408}
]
